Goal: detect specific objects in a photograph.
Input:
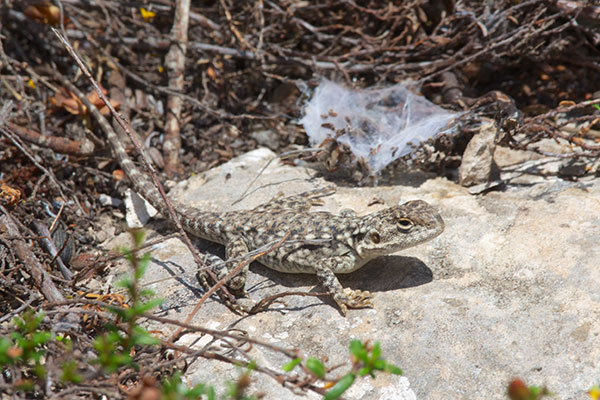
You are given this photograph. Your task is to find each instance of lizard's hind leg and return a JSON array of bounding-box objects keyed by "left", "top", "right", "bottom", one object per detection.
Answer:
[{"left": 196, "top": 236, "right": 251, "bottom": 293}]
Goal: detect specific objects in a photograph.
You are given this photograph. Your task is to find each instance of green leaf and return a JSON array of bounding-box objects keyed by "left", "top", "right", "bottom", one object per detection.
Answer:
[
  {"left": 106, "top": 305, "right": 128, "bottom": 319},
  {"left": 32, "top": 331, "right": 51, "bottom": 346},
  {"left": 529, "top": 386, "right": 541, "bottom": 396},
  {"left": 528, "top": 385, "right": 551, "bottom": 398},
  {"left": 132, "top": 298, "right": 163, "bottom": 315},
  {"left": 358, "top": 366, "right": 371, "bottom": 377},
  {"left": 116, "top": 275, "right": 133, "bottom": 291},
  {"left": 372, "top": 359, "right": 386, "bottom": 370},
  {"left": 185, "top": 383, "right": 208, "bottom": 397},
  {"left": 246, "top": 360, "right": 257, "bottom": 371},
  {"left": 92, "top": 332, "right": 134, "bottom": 372},
  {"left": 131, "top": 326, "right": 159, "bottom": 345},
  {"left": 371, "top": 342, "right": 381, "bottom": 360},
  {"left": 205, "top": 385, "right": 216, "bottom": 400},
  {"left": 131, "top": 228, "right": 146, "bottom": 247},
  {"left": 282, "top": 358, "right": 302, "bottom": 372},
  {"left": 10, "top": 332, "right": 24, "bottom": 342},
  {"left": 161, "top": 371, "right": 186, "bottom": 396},
  {"left": 225, "top": 380, "right": 238, "bottom": 398},
  {"left": 16, "top": 378, "right": 35, "bottom": 392},
  {"left": 324, "top": 373, "right": 355, "bottom": 400},
  {"left": 0, "top": 337, "right": 15, "bottom": 365},
  {"left": 61, "top": 360, "right": 82, "bottom": 383},
  {"left": 119, "top": 247, "right": 133, "bottom": 263},
  {"left": 306, "top": 357, "right": 326, "bottom": 379},
  {"left": 139, "top": 288, "right": 157, "bottom": 298},
  {"left": 136, "top": 252, "right": 151, "bottom": 277},
  {"left": 29, "top": 350, "right": 44, "bottom": 363},
  {"left": 383, "top": 363, "right": 403, "bottom": 375},
  {"left": 14, "top": 311, "right": 44, "bottom": 333},
  {"left": 33, "top": 362, "right": 46, "bottom": 378},
  {"left": 348, "top": 340, "right": 362, "bottom": 355},
  {"left": 349, "top": 340, "right": 368, "bottom": 363}
]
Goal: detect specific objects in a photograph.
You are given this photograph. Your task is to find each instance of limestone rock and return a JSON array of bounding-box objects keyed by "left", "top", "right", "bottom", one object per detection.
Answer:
[
  {"left": 105, "top": 147, "right": 600, "bottom": 399},
  {"left": 458, "top": 118, "right": 498, "bottom": 187}
]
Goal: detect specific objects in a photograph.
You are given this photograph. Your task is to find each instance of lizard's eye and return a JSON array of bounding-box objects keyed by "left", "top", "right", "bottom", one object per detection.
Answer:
[
  {"left": 370, "top": 232, "right": 381, "bottom": 244},
  {"left": 397, "top": 218, "right": 414, "bottom": 231}
]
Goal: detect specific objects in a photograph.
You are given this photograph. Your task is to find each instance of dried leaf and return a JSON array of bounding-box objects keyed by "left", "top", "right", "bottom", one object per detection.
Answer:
[
  {"left": 51, "top": 87, "right": 120, "bottom": 116},
  {"left": 0, "top": 182, "right": 23, "bottom": 206},
  {"left": 51, "top": 91, "right": 86, "bottom": 115},
  {"left": 207, "top": 66, "right": 218, "bottom": 81},
  {"left": 24, "top": 2, "right": 69, "bottom": 26},
  {"left": 113, "top": 169, "right": 125, "bottom": 181},
  {"left": 559, "top": 100, "right": 576, "bottom": 107}
]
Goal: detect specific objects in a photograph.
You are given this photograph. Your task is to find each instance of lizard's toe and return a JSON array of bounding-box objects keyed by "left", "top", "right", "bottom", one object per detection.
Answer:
[
  {"left": 334, "top": 288, "right": 373, "bottom": 314},
  {"left": 226, "top": 276, "right": 246, "bottom": 291}
]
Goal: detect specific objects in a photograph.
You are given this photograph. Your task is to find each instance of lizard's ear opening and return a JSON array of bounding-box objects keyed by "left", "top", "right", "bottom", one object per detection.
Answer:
[{"left": 369, "top": 231, "right": 381, "bottom": 244}]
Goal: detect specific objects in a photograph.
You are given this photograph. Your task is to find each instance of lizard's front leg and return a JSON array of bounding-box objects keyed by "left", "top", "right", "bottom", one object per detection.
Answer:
[{"left": 315, "top": 258, "right": 373, "bottom": 316}]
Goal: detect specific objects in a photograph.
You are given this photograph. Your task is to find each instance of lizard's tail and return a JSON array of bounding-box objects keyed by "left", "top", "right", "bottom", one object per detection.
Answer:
[{"left": 64, "top": 80, "right": 213, "bottom": 238}]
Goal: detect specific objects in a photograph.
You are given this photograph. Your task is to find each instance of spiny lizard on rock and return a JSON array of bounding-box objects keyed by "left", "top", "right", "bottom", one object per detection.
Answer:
[{"left": 89, "top": 95, "right": 445, "bottom": 315}]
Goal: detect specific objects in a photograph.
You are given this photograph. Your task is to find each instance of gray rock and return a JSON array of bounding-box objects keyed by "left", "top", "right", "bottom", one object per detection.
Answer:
[
  {"left": 105, "top": 147, "right": 600, "bottom": 399},
  {"left": 124, "top": 189, "right": 158, "bottom": 228},
  {"left": 98, "top": 193, "right": 122, "bottom": 207},
  {"left": 458, "top": 118, "right": 498, "bottom": 187},
  {"left": 250, "top": 128, "right": 281, "bottom": 150}
]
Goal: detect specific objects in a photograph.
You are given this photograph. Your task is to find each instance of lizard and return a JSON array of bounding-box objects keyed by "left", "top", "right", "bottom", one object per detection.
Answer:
[{"left": 81, "top": 85, "right": 445, "bottom": 315}]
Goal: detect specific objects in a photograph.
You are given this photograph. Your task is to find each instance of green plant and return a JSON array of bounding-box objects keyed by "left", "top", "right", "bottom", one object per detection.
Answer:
[
  {"left": 223, "top": 361, "right": 258, "bottom": 400},
  {"left": 92, "top": 228, "right": 162, "bottom": 372},
  {"left": 161, "top": 371, "right": 217, "bottom": 400},
  {"left": 1, "top": 230, "right": 404, "bottom": 399},
  {"left": 0, "top": 310, "right": 52, "bottom": 391},
  {"left": 60, "top": 359, "right": 83, "bottom": 384},
  {"left": 283, "top": 339, "right": 403, "bottom": 400},
  {"left": 507, "top": 378, "right": 551, "bottom": 400}
]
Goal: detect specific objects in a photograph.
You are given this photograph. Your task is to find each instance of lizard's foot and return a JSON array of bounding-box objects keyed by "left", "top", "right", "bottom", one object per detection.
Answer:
[
  {"left": 210, "top": 257, "right": 246, "bottom": 292},
  {"left": 334, "top": 288, "right": 373, "bottom": 316},
  {"left": 196, "top": 270, "right": 253, "bottom": 314},
  {"left": 226, "top": 275, "right": 246, "bottom": 291}
]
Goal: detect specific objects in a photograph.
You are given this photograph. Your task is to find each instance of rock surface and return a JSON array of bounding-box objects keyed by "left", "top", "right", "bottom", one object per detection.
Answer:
[
  {"left": 105, "top": 147, "right": 600, "bottom": 399},
  {"left": 458, "top": 118, "right": 498, "bottom": 187}
]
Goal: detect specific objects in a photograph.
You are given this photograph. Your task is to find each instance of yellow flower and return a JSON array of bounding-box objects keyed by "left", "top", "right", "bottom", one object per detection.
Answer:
[
  {"left": 139, "top": 8, "right": 156, "bottom": 22},
  {"left": 589, "top": 386, "right": 600, "bottom": 400}
]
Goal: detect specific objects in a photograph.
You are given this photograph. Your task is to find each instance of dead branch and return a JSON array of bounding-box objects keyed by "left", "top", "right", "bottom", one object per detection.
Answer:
[
  {"left": 6, "top": 121, "right": 95, "bottom": 156},
  {"left": 0, "top": 206, "right": 65, "bottom": 303},
  {"left": 163, "top": 0, "right": 190, "bottom": 176}
]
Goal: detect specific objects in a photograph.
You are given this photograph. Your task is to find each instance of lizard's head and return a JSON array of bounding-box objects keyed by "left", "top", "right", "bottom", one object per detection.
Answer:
[{"left": 355, "top": 200, "right": 444, "bottom": 259}]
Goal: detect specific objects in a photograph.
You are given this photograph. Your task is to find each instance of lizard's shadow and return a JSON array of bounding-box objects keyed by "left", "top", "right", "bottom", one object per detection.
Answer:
[{"left": 248, "top": 255, "right": 433, "bottom": 294}]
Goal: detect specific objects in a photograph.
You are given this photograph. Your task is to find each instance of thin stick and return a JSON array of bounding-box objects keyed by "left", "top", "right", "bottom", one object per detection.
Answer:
[{"left": 163, "top": 0, "right": 190, "bottom": 175}]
